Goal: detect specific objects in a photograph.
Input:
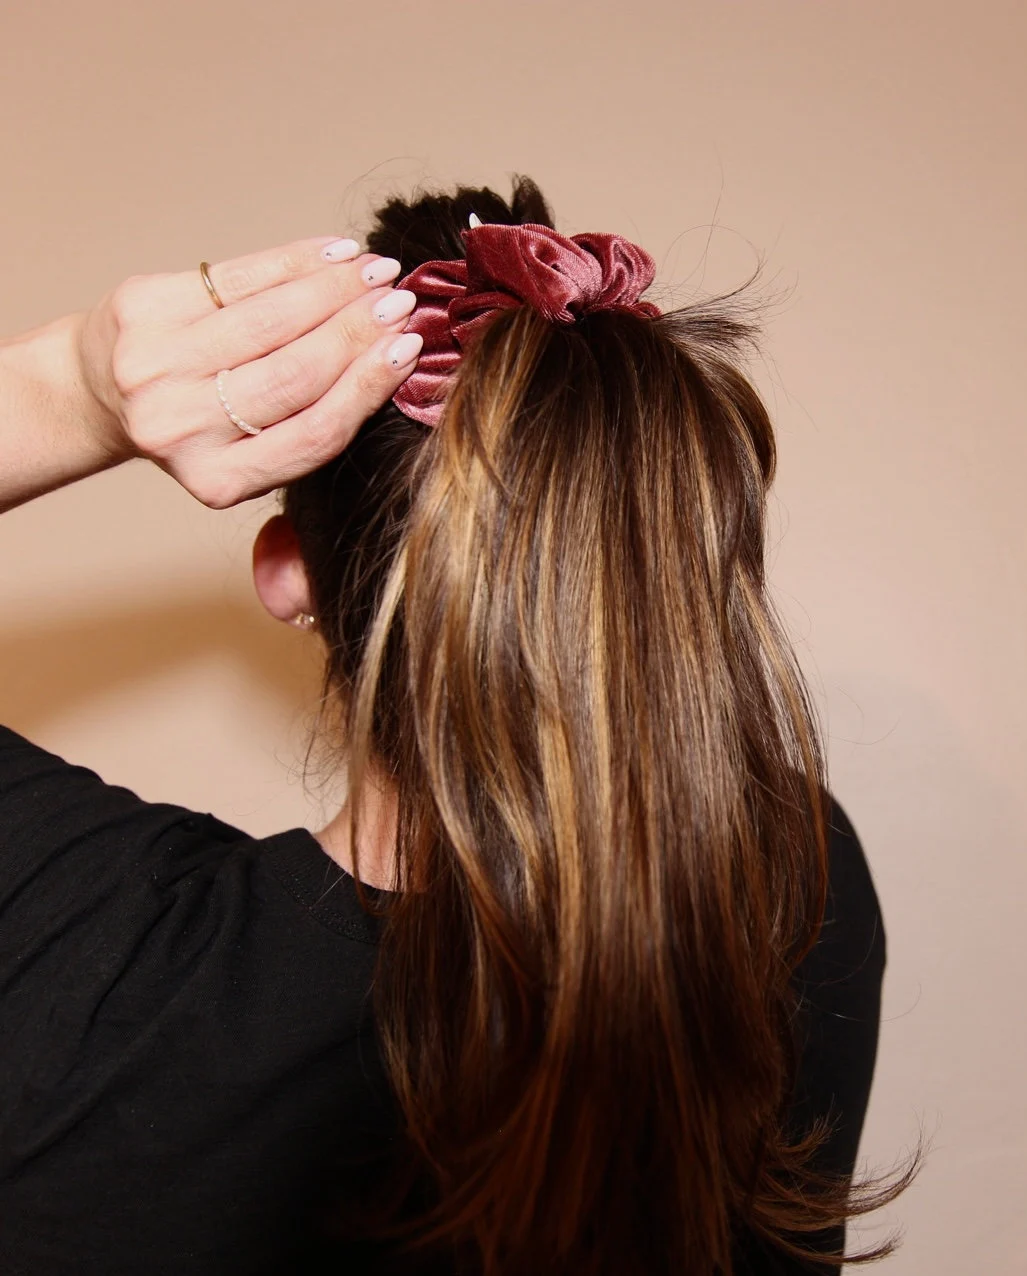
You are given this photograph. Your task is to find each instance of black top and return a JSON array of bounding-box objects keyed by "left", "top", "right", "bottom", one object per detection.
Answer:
[{"left": 0, "top": 725, "right": 885, "bottom": 1274}]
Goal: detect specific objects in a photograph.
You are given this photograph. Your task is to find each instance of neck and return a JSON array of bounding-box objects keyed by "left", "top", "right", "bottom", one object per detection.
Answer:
[{"left": 314, "top": 761, "right": 399, "bottom": 890}]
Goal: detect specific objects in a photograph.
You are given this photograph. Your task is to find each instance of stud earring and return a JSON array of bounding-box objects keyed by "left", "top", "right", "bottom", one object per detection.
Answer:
[{"left": 290, "top": 612, "right": 317, "bottom": 631}]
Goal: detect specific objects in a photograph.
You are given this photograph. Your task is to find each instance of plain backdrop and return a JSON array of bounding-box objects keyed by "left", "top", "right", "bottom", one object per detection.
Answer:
[{"left": 1, "top": 2, "right": 1024, "bottom": 1271}]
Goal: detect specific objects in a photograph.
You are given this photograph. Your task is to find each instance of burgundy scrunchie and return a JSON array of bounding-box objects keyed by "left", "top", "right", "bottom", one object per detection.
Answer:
[{"left": 391, "top": 222, "right": 660, "bottom": 427}]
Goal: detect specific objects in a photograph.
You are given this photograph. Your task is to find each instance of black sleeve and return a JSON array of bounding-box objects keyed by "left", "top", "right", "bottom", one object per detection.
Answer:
[
  {"left": 735, "top": 795, "right": 886, "bottom": 1275},
  {"left": 0, "top": 723, "right": 201, "bottom": 918},
  {"left": 790, "top": 796, "right": 886, "bottom": 1179},
  {"left": 0, "top": 725, "right": 383, "bottom": 1276},
  {"left": 0, "top": 724, "right": 224, "bottom": 1033}
]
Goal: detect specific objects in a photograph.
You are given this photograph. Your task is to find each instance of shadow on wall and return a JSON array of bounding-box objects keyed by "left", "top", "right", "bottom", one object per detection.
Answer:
[{"left": 0, "top": 592, "right": 321, "bottom": 737}]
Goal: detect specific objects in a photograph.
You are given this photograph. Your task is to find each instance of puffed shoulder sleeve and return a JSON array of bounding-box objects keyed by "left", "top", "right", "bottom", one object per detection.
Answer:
[
  {"left": 0, "top": 724, "right": 224, "bottom": 989},
  {"left": 0, "top": 724, "right": 201, "bottom": 906}
]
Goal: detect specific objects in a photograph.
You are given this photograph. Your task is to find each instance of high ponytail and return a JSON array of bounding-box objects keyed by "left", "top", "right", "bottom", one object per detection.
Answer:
[{"left": 284, "top": 178, "right": 910, "bottom": 1275}]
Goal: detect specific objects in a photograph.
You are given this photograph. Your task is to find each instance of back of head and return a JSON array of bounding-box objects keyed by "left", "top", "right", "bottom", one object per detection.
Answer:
[{"left": 285, "top": 178, "right": 899, "bottom": 1275}]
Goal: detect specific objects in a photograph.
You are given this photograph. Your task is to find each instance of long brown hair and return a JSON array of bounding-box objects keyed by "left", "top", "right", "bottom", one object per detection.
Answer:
[{"left": 285, "top": 178, "right": 909, "bottom": 1274}]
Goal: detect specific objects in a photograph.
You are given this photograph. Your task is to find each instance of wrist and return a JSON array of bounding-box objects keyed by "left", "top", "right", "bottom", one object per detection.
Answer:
[
  {"left": 0, "top": 312, "right": 132, "bottom": 513},
  {"left": 65, "top": 309, "right": 135, "bottom": 466},
  {"left": 7, "top": 312, "right": 129, "bottom": 465}
]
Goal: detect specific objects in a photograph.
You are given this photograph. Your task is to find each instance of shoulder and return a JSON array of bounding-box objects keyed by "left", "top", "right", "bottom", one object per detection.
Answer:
[
  {"left": 792, "top": 791, "right": 886, "bottom": 1019},
  {"left": 0, "top": 723, "right": 382, "bottom": 1034},
  {"left": 0, "top": 723, "right": 379, "bottom": 933},
  {"left": 816, "top": 792, "right": 887, "bottom": 982},
  {"left": 787, "top": 792, "right": 887, "bottom": 1181}
]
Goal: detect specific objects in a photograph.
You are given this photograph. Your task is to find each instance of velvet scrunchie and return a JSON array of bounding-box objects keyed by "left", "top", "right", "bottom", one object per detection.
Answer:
[{"left": 391, "top": 222, "right": 660, "bottom": 427}]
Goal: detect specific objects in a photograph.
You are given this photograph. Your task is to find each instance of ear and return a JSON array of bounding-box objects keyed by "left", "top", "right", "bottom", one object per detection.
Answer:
[{"left": 252, "top": 514, "right": 314, "bottom": 624}]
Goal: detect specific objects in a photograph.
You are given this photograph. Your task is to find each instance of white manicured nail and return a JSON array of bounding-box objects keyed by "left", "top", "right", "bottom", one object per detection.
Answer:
[
  {"left": 320, "top": 238, "right": 360, "bottom": 262},
  {"left": 387, "top": 333, "right": 423, "bottom": 368},
  {"left": 375, "top": 290, "right": 417, "bottom": 325},
  {"left": 362, "top": 257, "right": 402, "bottom": 286}
]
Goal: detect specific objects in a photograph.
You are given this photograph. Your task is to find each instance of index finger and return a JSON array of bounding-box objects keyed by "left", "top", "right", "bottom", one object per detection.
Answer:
[
  {"left": 205, "top": 236, "right": 363, "bottom": 307},
  {"left": 171, "top": 236, "right": 364, "bottom": 323}
]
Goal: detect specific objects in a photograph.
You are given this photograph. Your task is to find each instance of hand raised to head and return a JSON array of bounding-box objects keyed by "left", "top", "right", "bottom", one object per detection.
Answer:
[{"left": 77, "top": 236, "right": 423, "bottom": 509}]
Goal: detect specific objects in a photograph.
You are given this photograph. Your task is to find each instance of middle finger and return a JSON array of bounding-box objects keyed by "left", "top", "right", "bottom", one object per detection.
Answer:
[{"left": 181, "top": 253, "right": 403, "bottom": 373}]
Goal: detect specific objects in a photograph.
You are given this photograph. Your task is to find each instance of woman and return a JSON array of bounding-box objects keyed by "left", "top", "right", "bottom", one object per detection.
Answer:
[{"left": 0, "top": 178, "right": 904, "bottom": 1274}]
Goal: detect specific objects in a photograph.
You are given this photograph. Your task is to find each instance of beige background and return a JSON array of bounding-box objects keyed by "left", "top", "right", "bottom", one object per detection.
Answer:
[{"left": 1, "top": 1, "right": 1024, "bottom": 1270}]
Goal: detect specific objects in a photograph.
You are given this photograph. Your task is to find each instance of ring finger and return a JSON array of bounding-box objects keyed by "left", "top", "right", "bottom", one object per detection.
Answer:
[{"left": 202, "top": 284, "right": 418, "bottom": 437}]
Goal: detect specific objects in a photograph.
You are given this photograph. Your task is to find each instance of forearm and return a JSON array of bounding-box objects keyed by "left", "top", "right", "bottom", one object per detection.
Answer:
[{"left": 0, "top": 313, "right": 129, "bottom": 514}]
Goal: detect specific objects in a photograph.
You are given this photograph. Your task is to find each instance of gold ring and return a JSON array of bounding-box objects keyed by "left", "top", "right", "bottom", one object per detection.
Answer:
[{"left": 199, "top": 261, "right": 225, "bottom": 310}]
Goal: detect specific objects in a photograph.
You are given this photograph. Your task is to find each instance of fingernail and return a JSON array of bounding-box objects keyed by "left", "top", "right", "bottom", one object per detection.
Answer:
[
  {"left": 387, "top": 332, "right": 423, "bottom": 368},
  {"left": 362, "top": 257, "right": 402, "bottom": 286},
  {"left": 321, "top": 238, "right": 360, "bottom": 262},
  {"left": 374, "top": 289, "right": 417, "bottom": 326}
]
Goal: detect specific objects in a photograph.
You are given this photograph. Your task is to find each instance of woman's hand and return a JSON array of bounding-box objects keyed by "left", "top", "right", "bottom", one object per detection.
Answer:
[
  {"left": 0, "top": 236, "right": 421, "bottom": 515},
  {"left": 74, "top": 236, "right": 422, "bottom": 508}
]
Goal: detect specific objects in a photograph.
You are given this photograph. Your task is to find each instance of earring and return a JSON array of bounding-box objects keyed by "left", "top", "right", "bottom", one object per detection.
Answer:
[{"left": 290, "top": 612, "right": 317, "bottom": 631}]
